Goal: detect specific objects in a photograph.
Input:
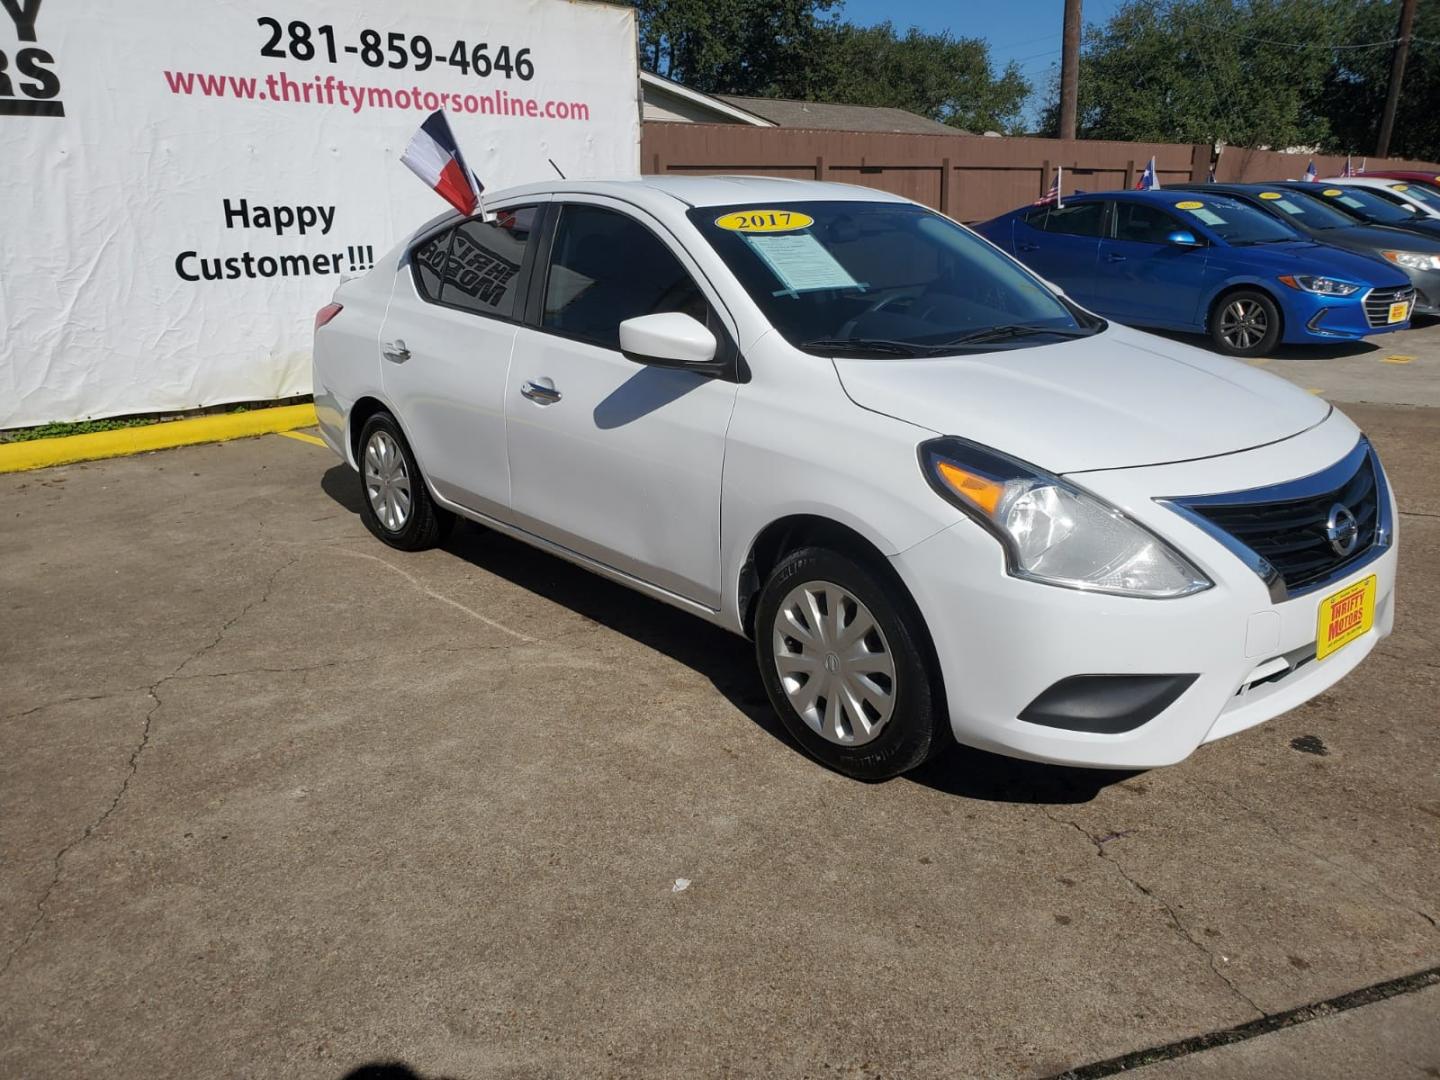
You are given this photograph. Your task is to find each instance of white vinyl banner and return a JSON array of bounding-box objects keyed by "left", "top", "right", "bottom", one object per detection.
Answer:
[{"left": 0, "top": 0, "right": 640, "bottom": 429}]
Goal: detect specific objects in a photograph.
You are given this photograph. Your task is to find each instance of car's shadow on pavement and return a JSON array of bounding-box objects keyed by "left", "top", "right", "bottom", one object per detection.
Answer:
[{"left": 322, "top": 466, "right": 1130, "bottom": 806}]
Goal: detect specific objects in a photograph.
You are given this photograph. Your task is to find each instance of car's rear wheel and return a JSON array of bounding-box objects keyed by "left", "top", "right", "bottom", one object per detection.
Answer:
[
  {"left": 357, "top": 412, "right": 452, "bottom": 551},
  {"left": 1210, "top": 289, "right": 1281, "bottom": 357},
  {"left": 755, "top": 546, "right": 946, "bottom": 780}
]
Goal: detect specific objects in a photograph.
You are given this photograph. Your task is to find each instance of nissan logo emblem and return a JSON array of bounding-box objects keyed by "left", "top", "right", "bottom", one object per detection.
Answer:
[{"left": 1326, "top": 503, "right": 1360, "bottom": 557}]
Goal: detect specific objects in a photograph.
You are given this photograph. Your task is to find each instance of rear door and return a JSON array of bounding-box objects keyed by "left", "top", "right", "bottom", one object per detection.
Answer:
[
  {"left": 504, "top": 198, "right": 740, "bottom": 608},
  {"left": 377, "top": 202, "right": 544, "bottom": 518},
  {"left": 1094, "top": 200, "right": 1210, "bottom": 328},
  {"left": 1012, "top": 201, "right": 1106, "bottom": 306}
]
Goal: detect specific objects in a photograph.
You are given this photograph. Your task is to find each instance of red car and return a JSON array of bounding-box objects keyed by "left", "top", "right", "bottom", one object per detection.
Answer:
[{"left": 1360, "top": 170, "right": 1440, "bottom": 196}]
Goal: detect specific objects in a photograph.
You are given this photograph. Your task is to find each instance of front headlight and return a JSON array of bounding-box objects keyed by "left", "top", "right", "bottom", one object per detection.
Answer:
[
  {"left": 920, "top": 438, "right": 1212, "bottom": 598},
  {"left": 1278, "top": 274, "right": 1361, "bottom": 296},
  {"left": 1382, "top": 250, "right": 1440, "bottom": 271}
]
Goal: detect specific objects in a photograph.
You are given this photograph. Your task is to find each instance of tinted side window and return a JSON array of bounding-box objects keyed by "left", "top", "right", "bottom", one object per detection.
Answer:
[
  {"left": 412, "top": 229, "right": 451, "bottom": 301},
  {"left": 1112, "top": 202, "right": 1184, "bottom": 243},
  {"left": 1034, "top": 202, "right": 1106, "bottom": 237},
  {"left": 543, "top": 205, "right": 707, "bottom": 349},
  {"left": 439, "top": 207, "right": 537, "bottom": 319}
]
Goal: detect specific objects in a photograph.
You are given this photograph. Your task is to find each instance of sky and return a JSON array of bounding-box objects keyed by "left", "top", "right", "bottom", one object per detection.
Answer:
[{"left": 836, "top": 0, "right": 1127, "bottom": 122}]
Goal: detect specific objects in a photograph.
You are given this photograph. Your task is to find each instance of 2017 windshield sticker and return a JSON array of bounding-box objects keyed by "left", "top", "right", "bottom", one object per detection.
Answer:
[
  {"left": 742, "top": 232, "right": 859, "bottom": 293},
  {"left": 1259, "top": 191, "right": 1283, "bottom": 199},
  {"left": 715, "top": 210, "right": 814, "bottom": 233},
  {"left": 1322, "top": 188, "right": 1343, "bottom": 196},
  {"left": 1175, "top": 200, "right": 1204, "bottom": 210}
]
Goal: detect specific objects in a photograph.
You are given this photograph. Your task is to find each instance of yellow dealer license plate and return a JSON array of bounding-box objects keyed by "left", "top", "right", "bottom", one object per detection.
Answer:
[
  {"left": 1388, "top": 301, "right": 1411, "bottom": 324},
  {"left": 1316, "top": 575, "right": 1376, "bottom": 660}
]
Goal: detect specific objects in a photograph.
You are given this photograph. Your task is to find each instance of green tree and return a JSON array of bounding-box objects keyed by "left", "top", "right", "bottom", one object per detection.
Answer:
[
  {"left": 629, "top": 1, "right": 1029, "bottom": 131},
  {"left": 1314, "top": 1, "right": 1440, "bottom": 161},
  {"left": 1046, "top": 0, "right": 1352, "bottom": 148},
  {"left": 807, "top": 22, "right": 1031, "bottom": 132},
  {"left": 632, "top": 0, "right": 841, "bottom": 96}
]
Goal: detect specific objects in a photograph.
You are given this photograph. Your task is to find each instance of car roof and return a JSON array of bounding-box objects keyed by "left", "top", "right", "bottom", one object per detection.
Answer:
[
  {"left": 485, "top": 175, "right": 913, "bottom": 210},
  {"left": 1058, "top": 189, "right": 1204, "bottom": 203},
  {"left": 1170, "top": 182, "right": 1294, "bottom": 192}
]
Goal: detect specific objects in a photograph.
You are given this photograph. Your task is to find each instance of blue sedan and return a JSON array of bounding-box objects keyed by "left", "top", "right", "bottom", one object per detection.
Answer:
[{"left": 974, "top": 190, "right": 1415, "bottom": 356}]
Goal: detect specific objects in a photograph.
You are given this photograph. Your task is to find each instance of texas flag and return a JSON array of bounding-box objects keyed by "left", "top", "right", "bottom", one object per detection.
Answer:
[
  {"left": 1135, "top": 156, "right": 1160, "bottom": 190},
  {"left": 1342, "top": 154, "right": 1355, "bottom": 177},
  {"left": 402, "top": 110, "right": 483, "bottom": 216},
  {"left": 1303, "top": 159, "right": 1318, "bottom": 183}
]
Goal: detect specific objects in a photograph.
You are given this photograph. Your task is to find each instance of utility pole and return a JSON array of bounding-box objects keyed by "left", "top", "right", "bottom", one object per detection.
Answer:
[
  {"left": 1058, "top": 0, "right": 1082, "bottom": 140},
  {"left": 1376, "top": 0, "right": 1417, "bottom": 158}
]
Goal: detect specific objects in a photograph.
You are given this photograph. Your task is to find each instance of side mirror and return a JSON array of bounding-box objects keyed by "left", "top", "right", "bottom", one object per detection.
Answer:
[
  {"left": 619, "top": 312, "right": 719, "bottom": 371},
  {"left": 1167, "top": 230, "right": 1202, "bottom": 247}
]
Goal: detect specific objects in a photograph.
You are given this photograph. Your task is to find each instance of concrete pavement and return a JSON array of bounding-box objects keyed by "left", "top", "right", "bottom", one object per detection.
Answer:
[{"left": 1, "top": 378, "right": 1437, "bottom": 1076}]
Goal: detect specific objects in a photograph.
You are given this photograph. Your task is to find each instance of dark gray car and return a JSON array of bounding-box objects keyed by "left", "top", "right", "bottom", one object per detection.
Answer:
[{"left": 1170, "top": 182, "right": 1440, "bottom": 314}]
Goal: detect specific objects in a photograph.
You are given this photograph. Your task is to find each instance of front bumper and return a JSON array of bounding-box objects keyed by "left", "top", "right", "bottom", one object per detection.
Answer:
[
  {"left": 1282, "top": 289, "right": 1412, "bottom": 342},
  {"left": 890, "top": 415, "right": 1397, "bottom": 769}
]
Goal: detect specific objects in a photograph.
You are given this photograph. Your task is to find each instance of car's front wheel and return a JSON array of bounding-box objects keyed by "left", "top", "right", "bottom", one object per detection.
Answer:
[
  {"left": 754, "top": 546, "right": 947, "bottom": 780},
  {"left": 356, "top": 412, "right": 453, "bottom": 551},
  {"left": 1210, "top": 289, "right": 1281, "bottom": 357}
]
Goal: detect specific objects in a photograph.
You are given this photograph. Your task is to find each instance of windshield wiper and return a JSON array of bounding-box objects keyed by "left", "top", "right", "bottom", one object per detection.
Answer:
[
  {"left": 940, "top": 324, "right": 1092, "bottom": 347},
  {"left": 798, "top": 337, "right": 933, "bottom": 358}
]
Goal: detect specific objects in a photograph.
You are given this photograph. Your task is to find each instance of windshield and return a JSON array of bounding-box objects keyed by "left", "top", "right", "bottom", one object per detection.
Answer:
[
  {"left": 1238, "top": 188, "right": 1357, "bottom": 230},
  {"left": 1382, "top": 182, "right": 1440, "bottom": 211},
  {"left": 688, "top": 201, "right": 1096, "bottom": 357},
  {"left": 1301, "top": 185, "right": 1418, "bottom": 224},
  {"left": 1168, "top": 195, "right": 1299, "bottom": 243}
]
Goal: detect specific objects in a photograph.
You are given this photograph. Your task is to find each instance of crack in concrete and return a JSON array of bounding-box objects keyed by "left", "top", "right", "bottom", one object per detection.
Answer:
[
  {"left": 0, "top": 687, "right": 152, "bottom": 725},
  {"left": 0, "top": 555, "right": 299, "bottom": 982},
  {"left": 1201, "top": 780, "right": 1439, "bottom": 933},
  {"left": 1042, "top": 807, "right": 1268, "bottom": 1019}
]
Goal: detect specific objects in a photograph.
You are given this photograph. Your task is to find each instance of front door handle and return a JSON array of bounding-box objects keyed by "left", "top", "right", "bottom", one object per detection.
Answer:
[
  {"left": 1018, "top": 242, "right": 1040, "bottom": 252},
  {"left": 1104, "top": 253, "right": 1127, "bottom": 263},
  {"left": 521, "top": 379, "right": 561, "bottom": 405},
  {"left": 382, "top": 339, "right": 411, "bottom": 363}
]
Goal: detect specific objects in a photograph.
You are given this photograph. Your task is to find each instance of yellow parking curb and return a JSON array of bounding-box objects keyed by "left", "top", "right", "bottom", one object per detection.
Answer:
[{"left": 0, "top": 404, "right": 318, "bottom": 474}]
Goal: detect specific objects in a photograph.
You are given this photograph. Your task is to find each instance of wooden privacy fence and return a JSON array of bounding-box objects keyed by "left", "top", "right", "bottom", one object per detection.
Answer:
[{"left": 642, "top": 122, "right": 1440, "bottom": 223}]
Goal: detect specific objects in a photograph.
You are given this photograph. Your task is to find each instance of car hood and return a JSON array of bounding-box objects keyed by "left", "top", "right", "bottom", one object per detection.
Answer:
[
  {"left": 1329, "top": 223, "right": 1440, "bottom": 253},
  {"left": 832, "top": 324, "right": 1331, "bottom": 474},
  {"left": 1222, "top": 240, "right": 1409, "bottom": 284}
]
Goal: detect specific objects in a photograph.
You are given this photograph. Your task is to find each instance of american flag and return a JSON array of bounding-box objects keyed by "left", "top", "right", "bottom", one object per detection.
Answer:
[{"left": 1034, "top": 165, "right": 1063, "bottom": 207}]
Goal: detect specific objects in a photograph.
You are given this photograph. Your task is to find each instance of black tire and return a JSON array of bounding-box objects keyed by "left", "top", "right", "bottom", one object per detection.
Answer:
[
  {"left": 355, "top": 412, "right": 453, "bottom": 551},
  {"left": 754, "top": 546, "right": 947, "bottom": 781},
  {"left": 1209, "top": 288, "right": 1282, "bottom": 357}
]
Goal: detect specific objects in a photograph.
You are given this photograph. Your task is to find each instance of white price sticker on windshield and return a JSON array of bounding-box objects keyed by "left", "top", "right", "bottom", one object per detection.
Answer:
[{"left": 744, "top": 233, "right": 860, "bottom": 293}]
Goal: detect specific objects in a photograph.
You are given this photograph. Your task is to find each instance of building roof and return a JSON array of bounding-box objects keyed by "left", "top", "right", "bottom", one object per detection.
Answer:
[
  {"left": 639, "top": 72, "right": 774, "bottom": 127},
  {"left": 714, "top": 95, "right": 963, "bottom": 135}
]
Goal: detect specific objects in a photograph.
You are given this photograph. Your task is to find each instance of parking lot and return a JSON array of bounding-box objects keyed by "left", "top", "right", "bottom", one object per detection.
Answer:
[{"left": 2, "top": 322, "right": 1438, "bottom": 1079}]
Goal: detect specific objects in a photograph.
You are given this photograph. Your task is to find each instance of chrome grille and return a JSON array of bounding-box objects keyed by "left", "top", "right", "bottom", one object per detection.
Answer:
[
  {"left": 1164, "top": 439, "right": 1392, "bottom": 600},
  {"left": 1363, "top": 286, "right": 1416, "bottom": 328}
]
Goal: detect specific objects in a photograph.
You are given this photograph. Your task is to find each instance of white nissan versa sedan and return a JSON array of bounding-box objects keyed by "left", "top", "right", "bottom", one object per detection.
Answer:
[{"left": 312, "top": 177, "right": 1397, "bottom": 780}]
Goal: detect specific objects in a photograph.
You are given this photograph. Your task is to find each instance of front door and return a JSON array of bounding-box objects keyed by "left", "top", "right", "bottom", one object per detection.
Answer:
[
  {"left": 505, "top": 200, "right": 739, "bottom": 608},
  {"left": 1094, "top": 200, "right": 1210, "bottom": 328},
  {"left": 378, "top": 203, "right": 543, "bottom": 517}
]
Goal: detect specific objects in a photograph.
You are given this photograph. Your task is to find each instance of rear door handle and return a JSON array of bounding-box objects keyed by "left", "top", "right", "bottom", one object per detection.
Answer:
[
  {"left": 1018, "top": 242, "right": 1040, "bottom": 252},
  {"left": 382, "top": 339, "right": 411, "bottom": 363},
  {"left": 1105, "top": 253, "right": 1127, "bottom": 263},
  {"left": 521, "top": 379, "right": 561, "bottom": 405}
]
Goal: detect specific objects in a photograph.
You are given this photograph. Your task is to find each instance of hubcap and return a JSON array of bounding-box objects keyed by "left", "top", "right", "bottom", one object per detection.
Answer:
[
  {"left": 364, "top": 430, "right": 411, "bottom": 532},
  {"left": 772, "top": 580, "right": 896, "bottom": 747},
  {"left": 1219, "top": 298, "right": 1268, "bottom": 350}
]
